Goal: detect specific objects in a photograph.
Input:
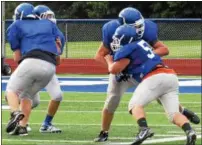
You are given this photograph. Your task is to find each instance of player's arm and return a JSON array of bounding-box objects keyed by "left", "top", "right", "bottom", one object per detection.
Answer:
[
  {"left": 13, "top": 49, "right": 22, "bottom": 63},
  {"left": 94, "top": 42, "right": 110, "bottom": 67},
  {"left": 56, "top": 56, "right": 61, "bottom": 65},
  {"left": 147, "top": 21, "right": 169, "bottom": 57},
  {"left": 52, "top": 23, "right": 65, "bottom": 55},
  {"left": 55, "top": 38, "right": 61, "bottom": 65},
  {"left": 7, "top": 23, "right": 21, "bottom": 63},
  {"left": 104, "top": 54, "right": 130, "bottom": 74},
  {"left": 152, "top": 40, "right": 169, "bottom": 57}
]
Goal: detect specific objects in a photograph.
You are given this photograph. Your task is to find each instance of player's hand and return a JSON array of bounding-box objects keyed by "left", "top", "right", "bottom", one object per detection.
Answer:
[
  {"left": 56, "top": 38, "right": 62, "bottom": 54},
  {"left": 115, "top": 72, "right": 131, "bottom": 82},
  {"left": 104, "top": 54, "right": 113, "bottom": 64}
]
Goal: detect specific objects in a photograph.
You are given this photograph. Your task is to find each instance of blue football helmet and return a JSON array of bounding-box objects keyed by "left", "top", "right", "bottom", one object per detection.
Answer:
[
  {"left": 110, "top": 25, "right": 138, "bottom": 52},
  {"left": 118, "top": 7, "right": 145, "bottom": 39},
  {"left": 34, "top": 5, "right": 56, "bottom": 23},
  {"left": 13, "top": 3, "right": 35, "bottom": 21}
]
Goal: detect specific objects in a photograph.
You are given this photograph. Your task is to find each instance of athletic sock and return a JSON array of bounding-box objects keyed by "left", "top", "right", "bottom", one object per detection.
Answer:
[
  {"left": 182, "top": 108, "right": 194, "bottom": 118},
  {"left": 137, "top": 118, "right": 148, "bottom": 128},
  {"left": 180, "top": 107, "right": 185, "bottom": 113},
  {"left": 182, "top": 123, "right": 192, "bottom": 133},
  {"left": 43, "top": 114, "right": 53, "bottom": 126}
]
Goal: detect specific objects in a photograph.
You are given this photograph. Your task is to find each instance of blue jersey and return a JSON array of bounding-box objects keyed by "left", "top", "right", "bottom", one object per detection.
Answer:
[
  {"left": 102, "top": 20, "right": 120, "bottom": 51},
  {"left": 7, "top": 19, "right": 64, "bottom": 56},
  {"left": 114, "top": 40, "right": 162, "bottom": 82},
  {"left": 102, "top": 19, "right": 158, "bottom": 52}
]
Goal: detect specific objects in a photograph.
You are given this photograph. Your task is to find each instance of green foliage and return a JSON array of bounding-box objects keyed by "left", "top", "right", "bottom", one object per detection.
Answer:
[
  {"left": 4, "top": 1, "right": 201, "bottom": 19},
  {"left": 150, "top": 1, "right": 202, "bottom": 18}
]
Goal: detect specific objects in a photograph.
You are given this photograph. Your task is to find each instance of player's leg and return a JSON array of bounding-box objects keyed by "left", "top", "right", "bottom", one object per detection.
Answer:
[
  {"left": 24, "top": 93, "right": 40, "bottom": 132},
  {"left": 5, "top": 64, "right": 28, "bottom": 134},
  {"left": 159, "top": 74, "right": 196, "bottom": 145},
  {"left": 94, "top": 74, "right": 136, "bottom": 142},
  {"left": 5, "top": 92, "right": 40, "bottom": 132},
  {"left": 179, "top": 104, "right": 200, "bottom": 124},
  {"left": 9, "top": 59, "right": 55, "bottom": 136},
  {"left": 157, "top": 98, "right": 200, "bottom": 125},
  {"left": 128, "top": 75, "right": 165, "bottom": 145},
  {"left": 40, "top": 74, "right": 63, "bottom": 133}
]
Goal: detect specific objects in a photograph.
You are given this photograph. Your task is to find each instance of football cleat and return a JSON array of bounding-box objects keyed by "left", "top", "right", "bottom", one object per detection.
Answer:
[
  {"left": 183, "top": 108, "right": 200, "bottom": 124},
  {"left": 131, "top": 127, "right": 154, "bottom": 145},
  {"left": 94, "top": 131, "right": 108, "bottom": 142},
  {"left": 39, "top": 124, "right": 62, "bottom": 133},
  {"left": 185, "top": 130, "right": 197, "bottom": 145},
  {"left": 6, "top": 111, "right": 24, "bottom": 133},
  {"left": 9, "top": 125, "right": 28, "bottom": 136}
]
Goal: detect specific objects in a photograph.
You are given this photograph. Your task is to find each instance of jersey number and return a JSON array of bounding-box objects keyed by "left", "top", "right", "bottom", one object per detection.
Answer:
[{"left": 137, "top": 40, "right": 155, "bottom": 59}]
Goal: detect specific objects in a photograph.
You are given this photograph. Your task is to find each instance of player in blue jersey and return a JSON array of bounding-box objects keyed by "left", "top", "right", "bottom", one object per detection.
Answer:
[
  {"left": 94, "top": 7, "right": 199, "bottom": 142},
  {"left": 32, "top": 4, "right": 65, "bottom": 133},
  {"left": 5, "top": 3, "right": 63, "bottom": 136},
  {"left": 104, "top": 25, "right": 196, "bottom": 145}
]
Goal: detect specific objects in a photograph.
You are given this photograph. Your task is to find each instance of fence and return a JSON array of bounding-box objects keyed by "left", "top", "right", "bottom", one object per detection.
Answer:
[{"left": 3, "top": 19, "right": 202, "bottom": 75}]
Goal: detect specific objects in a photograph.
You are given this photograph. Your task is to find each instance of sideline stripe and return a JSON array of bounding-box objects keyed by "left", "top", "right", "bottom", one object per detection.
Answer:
[{"left": 2, "top": 76, "right": 201, "bottom": 79}]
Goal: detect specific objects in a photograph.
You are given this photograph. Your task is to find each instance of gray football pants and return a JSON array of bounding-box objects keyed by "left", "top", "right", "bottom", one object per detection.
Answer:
[
  {"left": 128, "top": 73, "right": 179, "bottom": 122},
  {"left": 6, "top": 58, "right": 55, "bottom": 104},
  {"left": 104, "top": 74, "right": 139, "bottom": 113}
]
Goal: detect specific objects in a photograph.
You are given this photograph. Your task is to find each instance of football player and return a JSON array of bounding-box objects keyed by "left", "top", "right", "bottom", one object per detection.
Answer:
[
  {"left": 6, "top": 3, "right": 63, "bottom": 135},
  {"left": 32, "top": 4, "right": 65, "bottom": 133},
  {"left": 104, "top": 24, "right": 196, "bottom": 145},
  {"left": 94, "top": 7, "right": 200, "bottom": 142}
]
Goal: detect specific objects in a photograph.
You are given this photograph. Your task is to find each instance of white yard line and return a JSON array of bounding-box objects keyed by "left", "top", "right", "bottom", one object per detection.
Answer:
[
  {"left": 168, "top": 130, "right": 201, "bottom": 134},
  {"left": 3, "top": 139, "right": 93, "bottom": 144},
  {"left": 110, "top": 135, "right": 182, "bottom": 139},
  {"left": 110, "top": 135, "right": 202, "bottom": 145},
  {"left": 2, "top": 109, "right": 201, "bottom": 115},
  {"left": 2, "top": 122, "right": 200, "bottom": 127},
  {"left": 35, "top": 100, "right": 201, "bottom": 104},
  {"left": 3, "top": 135, "right": 201, "bottom": 144}
]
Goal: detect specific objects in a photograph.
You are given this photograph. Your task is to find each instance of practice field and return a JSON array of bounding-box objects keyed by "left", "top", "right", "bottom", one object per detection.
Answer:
[
  {"left": 1, "top": 76, "right": 201, "bottom": 145},
  {"left": 4, "top": 40, "right": 201, "bottom": 58}
]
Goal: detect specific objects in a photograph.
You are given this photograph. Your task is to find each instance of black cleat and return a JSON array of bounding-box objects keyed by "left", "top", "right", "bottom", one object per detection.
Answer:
[
  {"left": 9, "top": 125, "right": 28, "bottom": 136},
  {"left": 94, "top": 131, "right": 108, "bottom": 142},
  {"left": 185, "top": 130, "right": 197, "bottom": 145},
  {"left": 6, "top": 111, "right": 24, "bottom": 133},
  {"left": 183, "top": 108, "right": 200, "bottom": 124},
  {"left": 131, "top": 127, "right": 154, "bottom": 145}
]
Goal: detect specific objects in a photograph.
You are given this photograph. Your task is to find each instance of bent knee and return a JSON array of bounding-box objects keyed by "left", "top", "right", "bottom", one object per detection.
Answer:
[
  {"left": 167, "top": 112, "right": 179, "bottom": 122},
  {"left": 52, "top": 92, "right": 63, "bottom": 102},
  {"left": 31, "top": 99, "right": 40, "bottom": 109}
]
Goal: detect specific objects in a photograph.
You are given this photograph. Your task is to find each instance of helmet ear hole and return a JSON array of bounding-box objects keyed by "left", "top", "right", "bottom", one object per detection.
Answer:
[
  {"left": 111, "top": 25, "right": 138, "bottom": 52},
  {"left": 118, "top": 7, "right": 145, "bottom": 38}
]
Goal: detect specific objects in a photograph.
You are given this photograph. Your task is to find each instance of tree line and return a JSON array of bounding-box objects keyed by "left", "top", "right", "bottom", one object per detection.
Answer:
[{"left": 4, "top": 1, "right": 202, "bottom": 19}]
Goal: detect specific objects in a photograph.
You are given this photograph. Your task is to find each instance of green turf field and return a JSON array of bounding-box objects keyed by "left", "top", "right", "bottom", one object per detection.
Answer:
[
  {"left": 2, "top": 92, "right": 201, "bottom": 145},
  {"left": 5, "top": 40, "right": 201, "bottom": 58}
]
